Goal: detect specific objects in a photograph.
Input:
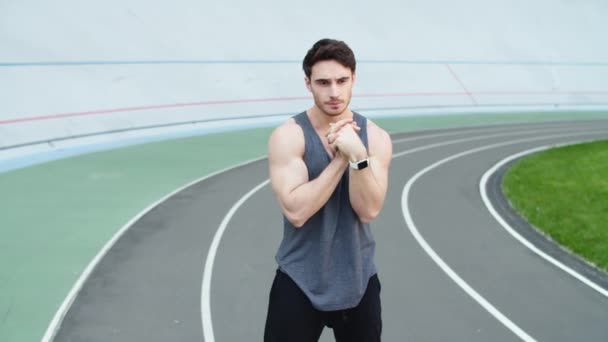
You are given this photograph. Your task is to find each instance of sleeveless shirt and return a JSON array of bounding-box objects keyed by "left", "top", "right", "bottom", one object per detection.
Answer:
[{"left": 275, "top": 111, "right": 377, "bottom": 311}]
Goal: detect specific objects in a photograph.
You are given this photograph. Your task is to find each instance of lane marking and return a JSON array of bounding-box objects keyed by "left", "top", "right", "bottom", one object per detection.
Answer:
[
  {"left": 3, "top": 92, "right": 608, "bottom": 126},
  {"left": 391, "top": 125, "right": 597, "bottom": 158},
  {"left": 389, "top": 121, "right": 597, "bottom": 146},
  {"left": 201, "top": 179, "right": 270, "bottom": 342},
  {"left": 401, "top": 129, "right": 607, "bottom": 341},
  {"left": 391, "top": 124, "right": 560, "bottom": 144},
  {"left": 200, "top": 123, "right": 604, "bottom": 341},
  {"left": 41, "top": 121, "right": 603, "bottom": 342},
  {"left": 480, "top": 145, "right": 608, "bottom": 298},
  {"left": 45, "top": 123, "right": 552, "bottom": 342},
  {"left": 41, "top": 156, "right": 267, "bottom": 342},
  {"left": 0, "top": 97, "right": 309, "bottom": 125}
]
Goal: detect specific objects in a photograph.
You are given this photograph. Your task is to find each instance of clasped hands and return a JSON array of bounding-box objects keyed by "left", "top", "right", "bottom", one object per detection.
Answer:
[{"left": 325, "top": 118, "right": 367, "bottom": 162}]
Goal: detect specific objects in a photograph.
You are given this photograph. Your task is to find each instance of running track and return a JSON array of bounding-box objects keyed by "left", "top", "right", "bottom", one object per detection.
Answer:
[{"left": 51, "top": 120, "right": 608, "bottom": 341}]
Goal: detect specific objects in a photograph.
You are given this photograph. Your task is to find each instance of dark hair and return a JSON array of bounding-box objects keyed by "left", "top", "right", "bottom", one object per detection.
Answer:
[{"left": 302, "top": 38, "right": 356, "bottom": 78}]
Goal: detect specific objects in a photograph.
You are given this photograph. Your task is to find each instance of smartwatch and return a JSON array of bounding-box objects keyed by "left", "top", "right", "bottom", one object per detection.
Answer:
[{"left": 349, "top": 158, "right": 369, "bottom": 170}]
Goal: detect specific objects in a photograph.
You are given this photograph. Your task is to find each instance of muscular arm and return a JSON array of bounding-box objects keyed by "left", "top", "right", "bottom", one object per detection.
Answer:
[
  {"left": 268, "top": 120, "right": 349, "bottom": 228},
  {"left": 348, "top": 122, "right": 392, "bottom": 222},
  {"left": 331, "top": 121, "right": 392, "bottom": 223}
]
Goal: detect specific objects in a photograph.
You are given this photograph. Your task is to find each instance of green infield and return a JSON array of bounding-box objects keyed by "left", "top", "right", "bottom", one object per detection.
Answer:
[{"left": 502, "top": 139, "right": 608, "bottom": 272}]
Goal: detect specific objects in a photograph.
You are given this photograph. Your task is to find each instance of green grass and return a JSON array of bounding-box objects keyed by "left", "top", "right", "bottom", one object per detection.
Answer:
[{"left": 502, "top": 139, "right": 608, "bottom": 271}]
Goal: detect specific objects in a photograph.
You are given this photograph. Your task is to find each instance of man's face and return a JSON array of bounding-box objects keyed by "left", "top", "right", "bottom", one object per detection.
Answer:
[{"left": 305, "top": 60, "right": 355, "bottom": 117}]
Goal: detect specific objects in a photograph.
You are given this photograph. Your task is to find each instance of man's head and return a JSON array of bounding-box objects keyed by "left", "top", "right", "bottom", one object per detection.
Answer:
[
  {"left": 303, "top": 39, "right": 357, "bottom": 117},
  {"left": 302, "top": 39, "right": 356, "bottom": 79}
]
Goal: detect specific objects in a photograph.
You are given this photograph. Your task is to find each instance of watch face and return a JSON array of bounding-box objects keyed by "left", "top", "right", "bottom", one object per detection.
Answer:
[{"left": 358, "top": 159, "right": 369, "bottom": 169}]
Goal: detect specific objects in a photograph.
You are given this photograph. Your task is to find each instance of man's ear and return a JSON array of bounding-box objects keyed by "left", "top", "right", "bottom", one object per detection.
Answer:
[
  {"left": 352, "top": 72, "right": 356, "bottom": 85},
  {"left": 304, "top": 77, "right": 312, "bottom": 92}
]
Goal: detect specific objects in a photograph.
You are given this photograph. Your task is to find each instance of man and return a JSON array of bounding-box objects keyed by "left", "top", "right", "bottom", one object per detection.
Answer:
[{"left": 264, "top": 38, "right": 392, "bottom": 342}]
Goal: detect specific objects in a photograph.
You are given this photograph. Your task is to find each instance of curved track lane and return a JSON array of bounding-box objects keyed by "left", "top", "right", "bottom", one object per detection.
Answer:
[{"left": 53, "top": 120, "right": 608, "bottom": 342}]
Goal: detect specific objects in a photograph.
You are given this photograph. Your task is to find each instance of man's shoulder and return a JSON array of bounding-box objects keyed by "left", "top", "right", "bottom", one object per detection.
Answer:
[
  {"left": 268, "top": 118, "right": 306, "bottom": 161},
  {"left": 269, "top": 117, "right": 305, "bottom": 146},
  {"left": 365, "top": 118, "right": 392, "bottom": 147},
  {"left": 365, "top": 118, "right": 388, "bottom": 134},
  {"left": 273, "top": 117, "right": 301, "bottom": 134}
]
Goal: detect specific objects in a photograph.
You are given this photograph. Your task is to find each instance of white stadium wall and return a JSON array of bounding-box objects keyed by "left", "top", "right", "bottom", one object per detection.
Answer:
[{"left": 1, "top": 0, "right": 607, "bottom": 153}]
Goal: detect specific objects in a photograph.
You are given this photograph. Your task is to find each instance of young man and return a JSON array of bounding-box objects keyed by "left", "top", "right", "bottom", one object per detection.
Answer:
[{"left": 264, "top": 38, "right": 393, "bottom": 342}]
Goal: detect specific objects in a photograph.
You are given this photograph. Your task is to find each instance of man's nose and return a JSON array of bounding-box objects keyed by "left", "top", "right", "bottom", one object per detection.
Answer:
[{"left": 329, "top": 83, "right": 340, "bottom": 98}]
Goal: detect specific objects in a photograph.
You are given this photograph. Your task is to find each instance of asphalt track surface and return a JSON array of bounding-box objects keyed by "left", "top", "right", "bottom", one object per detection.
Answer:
[{"left": 53, "top": 120, "right": 608, "bottom": 342}]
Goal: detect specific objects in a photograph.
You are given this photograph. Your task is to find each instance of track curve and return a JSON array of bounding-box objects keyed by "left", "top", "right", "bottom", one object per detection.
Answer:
[{"left": 53, "top": 120, "right": 608, "bottom": 342}]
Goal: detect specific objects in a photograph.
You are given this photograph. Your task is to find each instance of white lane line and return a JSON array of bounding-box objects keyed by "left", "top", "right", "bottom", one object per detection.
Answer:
[
  {"left": 199, "top": 125, "right": 595, "bottom": 341},
  {"left": 42, "top": 123, "right": 602, "bottom": 342},
  {"left": 479, "top": 143, "right": 608, "bottom": 298},
  {"left": 390, "top": 121, "right": 586, "bottom": 144},
  {"left": 392, "top": 126, "right": 512, "bottom": 144},
  {"left": 401, "top": 130, "right": 606, "bottom": 341},
  {"left": 392, "top": 125, "right": 585, "bottom": 158},
  {"left": 199, "top": 125, "right": 605, "bottom": 341},
  {"left": 201, "top": 179, "right": 270, "bottom": 342},
  {"left": 42, "top": 123, "right": 557, "bottom": 342},
  {"left": 41, "top": 155, "right": 267, "bottom": 342},
  {"left": 43, "top": 124, "right": 496, "bottom": 342}
]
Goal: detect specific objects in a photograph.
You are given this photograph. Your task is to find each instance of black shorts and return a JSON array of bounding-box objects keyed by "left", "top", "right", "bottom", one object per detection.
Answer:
[{"left": 264, "top": 269, "right": 382, "bottom": 342}]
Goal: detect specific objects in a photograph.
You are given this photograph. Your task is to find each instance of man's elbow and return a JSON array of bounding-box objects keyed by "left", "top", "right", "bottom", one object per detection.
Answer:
[
  {"left": 289, "top": 217, "right": 306, "bottom": 228},
  {"left": 357, "top": 207, "right": 381, "bottom": 224},
  {"left": 285, "top": 209, "right": 308, "bottom": 228}
]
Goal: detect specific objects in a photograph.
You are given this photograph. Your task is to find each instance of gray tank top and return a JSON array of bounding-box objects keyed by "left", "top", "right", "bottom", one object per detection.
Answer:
[{"left": 275, "top": 111, "right": 377, "bottom": 311}]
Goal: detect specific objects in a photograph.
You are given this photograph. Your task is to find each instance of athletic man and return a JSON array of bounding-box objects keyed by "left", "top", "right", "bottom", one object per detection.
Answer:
[{"left": 264, "top": 38, "right": 393, "bottom": 342}]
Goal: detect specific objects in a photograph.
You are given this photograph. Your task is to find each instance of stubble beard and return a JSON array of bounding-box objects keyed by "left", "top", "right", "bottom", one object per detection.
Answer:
[{"left": 315, "top": 95, "right": 352, "bottom": 118}]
